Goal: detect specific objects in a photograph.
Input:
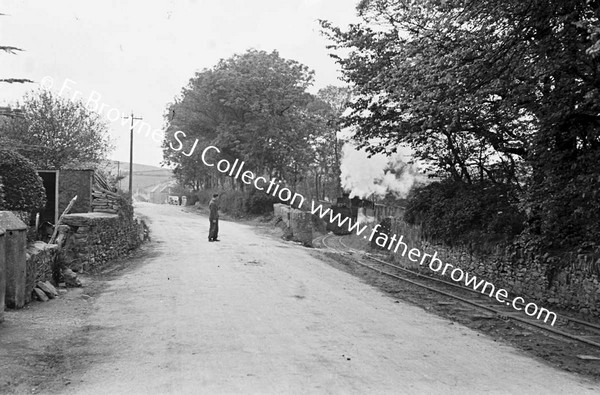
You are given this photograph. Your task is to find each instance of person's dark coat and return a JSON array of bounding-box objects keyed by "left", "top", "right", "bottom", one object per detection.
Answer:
[{"left": 208, "top": 197, "right": 219, "bottom": 241}]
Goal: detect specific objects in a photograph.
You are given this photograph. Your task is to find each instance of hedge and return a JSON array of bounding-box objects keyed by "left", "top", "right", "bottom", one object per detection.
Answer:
[{"left": 0, "top": 149, "right": 46, "bottom": 212}]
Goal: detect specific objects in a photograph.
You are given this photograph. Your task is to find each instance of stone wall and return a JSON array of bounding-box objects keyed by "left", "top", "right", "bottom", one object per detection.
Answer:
[
  {"left": 290, "top": 210, "right": 313, "bottom": 247},
  {"left": 60, "top": 211, "right": 146, "bottom": 272},
  {"left": 389, "top": 219, "right": 600, "bottom": 318},
  {"left": 25, "top": 242, "right": 59, "bottom": 302},
  {"left": 273, "top": 204, "right": 313, "bottom": 246},
  {"left": 274, "top": 204, "right": 291, "bottom": 227}
]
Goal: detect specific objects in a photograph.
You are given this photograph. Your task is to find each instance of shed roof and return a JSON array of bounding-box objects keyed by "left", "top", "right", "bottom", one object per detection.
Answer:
[{"left": 0, "top": 211, "right": 27, "bottom": 231}]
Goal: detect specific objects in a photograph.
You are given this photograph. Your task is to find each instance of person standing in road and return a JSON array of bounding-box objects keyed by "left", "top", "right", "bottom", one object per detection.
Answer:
[{"left": 208, "top": 193, "right": 220, "bottom": 242}]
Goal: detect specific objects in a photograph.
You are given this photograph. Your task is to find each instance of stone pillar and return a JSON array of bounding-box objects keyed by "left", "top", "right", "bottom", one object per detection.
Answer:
[
  {"left": 0, "top": 227, "right": 6, "bottom": 322},
  {"left": 0, "top": 212, "right": 27, "bottom": 309},
  {"left": 290, "top": 209, "right": 313, "bottom": 247}
]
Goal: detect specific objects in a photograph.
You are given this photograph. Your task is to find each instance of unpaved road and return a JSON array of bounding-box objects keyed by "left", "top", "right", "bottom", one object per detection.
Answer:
[{"left": 46, "top": 203, "right": 600, "bottom": 393}]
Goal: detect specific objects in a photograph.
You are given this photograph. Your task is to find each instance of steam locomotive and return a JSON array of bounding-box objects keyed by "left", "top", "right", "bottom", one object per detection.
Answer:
[
  {"left": 326, "top": 193, "right": 405, "bottom": 235},
  {"left": 327, "top": 193, "right": 374, "bottom": 235}
]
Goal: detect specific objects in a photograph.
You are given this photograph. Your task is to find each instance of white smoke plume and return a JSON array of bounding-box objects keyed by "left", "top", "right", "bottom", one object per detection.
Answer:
[{"left": 340, "top": 143, "right": 426, "bottom": 199}]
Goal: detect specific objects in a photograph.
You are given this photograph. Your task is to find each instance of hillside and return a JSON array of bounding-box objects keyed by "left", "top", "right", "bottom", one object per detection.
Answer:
[{"left": 98, "top": 160, "right": 175, "bottom": 192}]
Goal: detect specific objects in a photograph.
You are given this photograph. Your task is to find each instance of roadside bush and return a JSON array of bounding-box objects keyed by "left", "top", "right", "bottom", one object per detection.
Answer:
[
  {"left": 0, "top": 149, "right": 46, "bottom": 212},
  {"left": 219, "top": 191, "right": 246, "bottom": 217},
  {"left": 116, "top": 190, "right": 135, "bottom": 220},
  {"left": 370, "top": 217, "right": 392, "bottom": 250},
  {"left": 404, "top": 179, "right": 524, "bottom": 249},
  {"left": 194, "top": 187, "right": 277, "bottom": 217},
  {"left": 245, "top": 188, "right": 277, "bottom": 215},
  {"left": 523, "top": 138, "right": 600, "bottom": 254},
  {"left": 195, "top": 189, "right": 245, "bottom": 217},
  {"left": 185, "top": 194, "right": 199, "bottom": 206}
]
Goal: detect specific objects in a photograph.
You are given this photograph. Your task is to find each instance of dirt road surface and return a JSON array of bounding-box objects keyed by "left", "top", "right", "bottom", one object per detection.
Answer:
[{"left": 51, "top": 203, "right": 598, "bottom": 394}]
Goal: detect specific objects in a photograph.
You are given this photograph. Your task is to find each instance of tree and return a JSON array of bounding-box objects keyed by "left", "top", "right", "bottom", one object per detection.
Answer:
[
  {"left": 0, "top": 89, "right": 113, "bottom": 169},
  {"left": 321, "top": 0, "right": 540, "bottom": 185},
  {"left": 162, "top": 49, "right": 334, "bottom": 195},
  {"left": 315, "top": 86, "right": 351, "bottom": 199},
  {"left": 322, "top": 0, "right": 600, "bottom": 258},
  {"left": 161, "top": 94, "right": 223, "bottom": 190}
]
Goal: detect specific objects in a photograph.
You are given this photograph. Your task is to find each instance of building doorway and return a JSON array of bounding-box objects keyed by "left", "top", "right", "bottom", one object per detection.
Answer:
[{"left": 38, "top": 170, "right": 59, "bottom": 225}]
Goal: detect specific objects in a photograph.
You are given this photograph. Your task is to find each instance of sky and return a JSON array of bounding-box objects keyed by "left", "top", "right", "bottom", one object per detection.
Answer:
[{"left": 0, "top": 0, "right": 359, "bottom": 167}]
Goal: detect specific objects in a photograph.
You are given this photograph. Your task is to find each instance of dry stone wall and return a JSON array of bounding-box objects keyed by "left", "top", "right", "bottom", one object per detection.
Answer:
[
  {"left": 61, "top": 211, "right": 145, "bottom": 272},
  {"left": 273, "top": 203, "right": 313, "bottom": 246},
  {"left": 26, "top": 242, "right": 59, "bottom": 302},
  {"left": 389, "top": 219, "right": 600, "bottom": 318},
  {"left": 274, "top": 204, "right": 291, "bottom": 227}
]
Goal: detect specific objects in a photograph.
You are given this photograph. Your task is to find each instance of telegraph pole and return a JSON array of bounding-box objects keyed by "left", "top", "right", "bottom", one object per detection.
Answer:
[
  {"left": 123, "top": 111, "right": 143, "bottom": 198},
  {"left": 117, "top": 161, "right": 121, "bottom": 190}
]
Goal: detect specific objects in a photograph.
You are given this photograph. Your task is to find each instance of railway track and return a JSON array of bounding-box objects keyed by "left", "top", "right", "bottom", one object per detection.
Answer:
[{"left": 313, "top": 233, "right": 600, "bottom": 352}]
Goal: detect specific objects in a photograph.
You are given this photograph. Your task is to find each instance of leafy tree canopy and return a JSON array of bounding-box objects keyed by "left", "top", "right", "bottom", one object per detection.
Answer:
[
  {"left": 321, "top": 0, "right": 600, "bottom": 184},
  {"left": 323, "top": 0, "right": 600, "bottom": 256},
  {"left": 0, "top": 89, "right": 114, "bottom": 169},
  {"left": 163, "top": 49, "right": 339, "bottom": 193}
]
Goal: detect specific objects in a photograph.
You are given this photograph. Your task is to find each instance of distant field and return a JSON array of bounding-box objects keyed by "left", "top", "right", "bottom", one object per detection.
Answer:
[{"left": 99, "top": 160, "right": 175, "bottom": 192}]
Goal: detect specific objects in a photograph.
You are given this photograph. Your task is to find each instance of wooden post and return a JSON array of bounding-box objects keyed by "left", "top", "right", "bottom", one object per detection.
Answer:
[{"left": 49, "top": 195, "right": 77, "bottom": 244}]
